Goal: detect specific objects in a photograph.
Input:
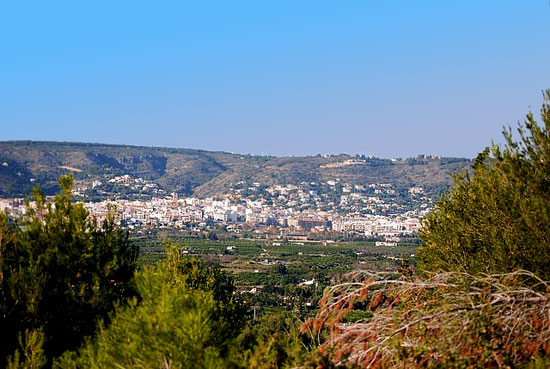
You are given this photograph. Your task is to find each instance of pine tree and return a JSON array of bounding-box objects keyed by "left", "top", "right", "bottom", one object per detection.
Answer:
[
  {"left": 418, "top": 89, "right": 550, "bottom": 278},
  {"left": 0, "top": 175, "right": 139, "bottom": 366},
  {"left": 55, "top": 244, "right": 247, "bottom": 369}
]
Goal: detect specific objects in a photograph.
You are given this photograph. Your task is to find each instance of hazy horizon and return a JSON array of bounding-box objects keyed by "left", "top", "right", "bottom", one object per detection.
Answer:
[{"left": 0, "top": 139, "right": 476, "bottom": 160}]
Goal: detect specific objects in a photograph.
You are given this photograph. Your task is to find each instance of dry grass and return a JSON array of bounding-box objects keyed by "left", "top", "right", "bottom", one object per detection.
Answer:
[{"left": 303, "top": 270, "right": 550, "bottom": 368}]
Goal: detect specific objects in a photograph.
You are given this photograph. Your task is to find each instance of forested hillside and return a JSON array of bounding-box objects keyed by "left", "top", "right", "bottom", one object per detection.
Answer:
[{"left": 0, "top": 141, "right": 470, "bottom": 198}]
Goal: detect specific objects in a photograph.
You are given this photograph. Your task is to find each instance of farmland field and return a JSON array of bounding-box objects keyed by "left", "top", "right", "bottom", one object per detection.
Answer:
[{"left": 133, "top": 231, "right": 418, "bottom": 315}]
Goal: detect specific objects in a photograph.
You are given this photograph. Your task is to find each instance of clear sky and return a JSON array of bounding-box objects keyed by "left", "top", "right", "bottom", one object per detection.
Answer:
[{"left": 1, "top": 1, "right": 549, "bottom": 158}]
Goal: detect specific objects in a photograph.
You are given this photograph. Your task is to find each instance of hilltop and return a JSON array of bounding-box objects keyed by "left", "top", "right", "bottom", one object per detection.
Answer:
[{"left": 0, "top": 141, "right": 471, "bottom": 198}]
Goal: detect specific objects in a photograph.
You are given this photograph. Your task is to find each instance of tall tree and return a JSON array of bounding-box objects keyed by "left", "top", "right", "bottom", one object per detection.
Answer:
[
  {"left": 55, "top": 245, "right": 248, "bottom": 369},
  {"left": 418, "top": 89, "right": 550, "bottom": 278},
  {"left": 0, "top": 175, "right": 139, "bottom": 365}
]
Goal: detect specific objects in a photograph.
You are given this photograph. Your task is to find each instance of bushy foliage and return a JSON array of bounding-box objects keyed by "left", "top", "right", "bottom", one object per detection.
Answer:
[
  {"left": 162, "top": 245, "right": 248, "bottom": 354},
  {"left": 234, "top": 310, "right": 341, "bottom": 369},
  {"left": 55, "top": 245, "right": 248, "bottom": 368},
  {"left": 418, "top": 90, "right": 550, "bottom": 277},
  {"left": 0, "top": 175, "right": 138, "bottom": 365},
  {"left": 6, "top": 330, "right": 47, "bottom": 369},
  {"left": 236, "top": 312, "right": 309, "bottom": 369}
]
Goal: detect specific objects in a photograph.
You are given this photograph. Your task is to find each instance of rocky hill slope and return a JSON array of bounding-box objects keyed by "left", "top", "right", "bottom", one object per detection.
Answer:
[{"left": 0, "top": 141, "right": 471, "bottom": 198}]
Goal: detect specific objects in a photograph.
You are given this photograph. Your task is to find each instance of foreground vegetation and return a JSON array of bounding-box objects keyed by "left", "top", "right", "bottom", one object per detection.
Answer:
[
  {"left": 1, "top": 90, "right": 549, "bottom": 368},
  {"left": 306, "top": 90, "right": 550, "bottom": 368},
  {"left": 0, "top": 176, "right": 138, "bottom": 367}
]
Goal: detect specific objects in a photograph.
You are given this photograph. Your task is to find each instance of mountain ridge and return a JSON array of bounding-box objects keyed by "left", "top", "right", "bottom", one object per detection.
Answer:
[{"left": 0, "top": 140, "right": 471, "bottom": 198}]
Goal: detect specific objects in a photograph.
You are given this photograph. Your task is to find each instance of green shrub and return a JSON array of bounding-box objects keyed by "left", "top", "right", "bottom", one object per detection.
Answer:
[
  {"left": 55, "top": 245, "right": 247, "bottom": 369},
  {"left": 0, "top": 175, "right": 138, "bottom": 365},
  {"left": 418, "top": 90, "right": 550, "bottom": 278},
  {"left": 7, "top": 330, "right": 47, "bottom": 369},
  {"left": 235, "top": 312, "right": 310, "bottom": 369}
]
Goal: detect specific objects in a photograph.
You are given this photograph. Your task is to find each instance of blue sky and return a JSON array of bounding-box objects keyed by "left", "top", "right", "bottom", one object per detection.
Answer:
[{"left": 1, "top": 1, "right": 549, "bottom": 158}]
